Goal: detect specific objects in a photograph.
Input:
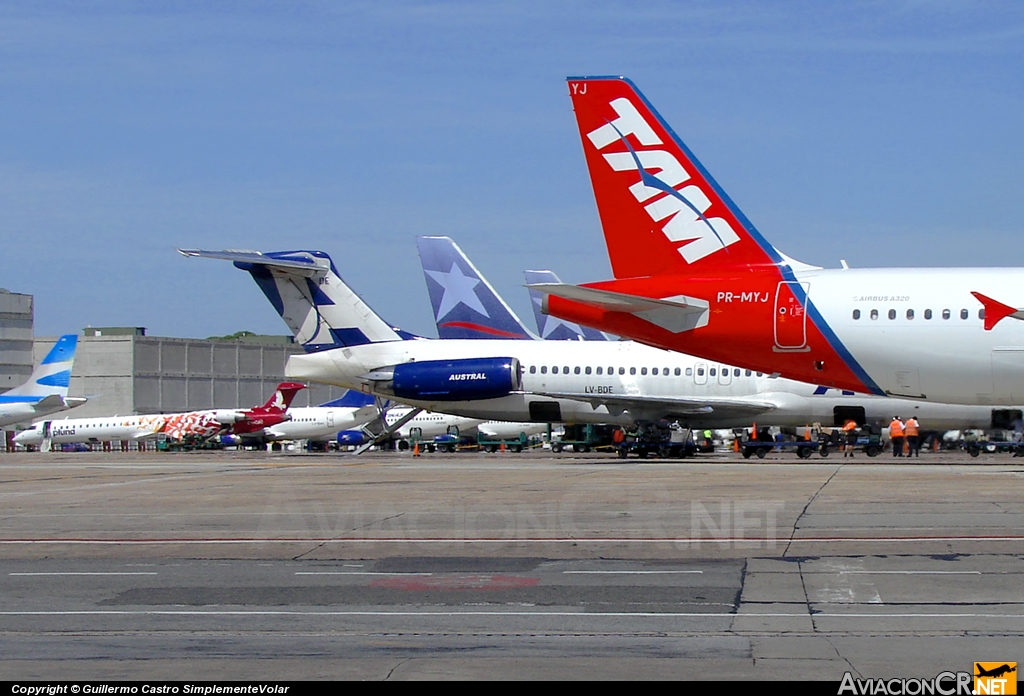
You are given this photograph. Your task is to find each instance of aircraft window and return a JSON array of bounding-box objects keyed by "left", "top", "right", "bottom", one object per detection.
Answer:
[
  {"left": 745, "top": 370, "right": 752, "bottom": 377},
  {"left": 596, "top": 367, "right": 603, "bottom": 375},
  {"left": 979, "top": 308, "right": 985, "bottom": 320},
  {"left": 710, "top": 368, "right": 717, "bottom": 377},
  {"left": 663, "top": 367, "right": 669, "bottom": 375},
  {"left": 540, "top": 366, "right": 547, "bottom": 374},
  {"left": 529, "top": 365, "right": 536, "bottom": 374},
  {"left": 924, "top": 309, "right": 933, "bottom": 320},
  {"left": 870, "top": 309, "right": 878, "bottom": 320},
  {"left": 618, "top": 367, "right": 624, "bottom": 375},
  {"left": 757, "top": 372, "right": 763, "bottom": 377},
  {"left": 888, "top": 309, "right": 896, "bottom": 320},
  {"left": 942, "top": 309, "right": 951, "bottom": 320},
  {"left": 697, "top": 367, "right": 704, "bottom": 376},
  {"left": 641, "top": 367, "right": 648, "bottom": 376},
  {"left": 585, "top": 366, "right": 592, "bottom": 375},
  {"left": 960, "top": 309, "right": 969, "bottom": 320},
  {"left": 651, "top": 368, "right": 658, "bottom": 376},
  {"left": 852, "top": 309, "right": 860, "bottom": 320},
  {"left": 629, "top": 367, "right": 637, "bottom": 375},
  {"left": 734, "top": 369, "right": 741, "bottom": 377},
  {"left": 906, "top": 309, "right": 914, "bottom": 320},
  {"left": 681, "top": 368, "right": 689, "bottom": 376},
  {"left": 574, "top": 366, "right": 581, "bottom": 375}
]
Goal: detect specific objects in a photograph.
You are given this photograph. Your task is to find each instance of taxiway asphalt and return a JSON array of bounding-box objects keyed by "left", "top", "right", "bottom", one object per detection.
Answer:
[{"left": 1, "top": 449, "right": 1021, "bottom": 680}]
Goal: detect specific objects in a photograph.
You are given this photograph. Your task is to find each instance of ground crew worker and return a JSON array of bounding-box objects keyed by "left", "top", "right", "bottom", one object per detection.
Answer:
[
  {"left": 904, "top": 416, "right": 920, "bottom": 457},
  {"left": 842, "top": 419, "right": 858, "bottom": 458},
  {"left": 889, "top": 416, "right": 905, "bottom": 457}
]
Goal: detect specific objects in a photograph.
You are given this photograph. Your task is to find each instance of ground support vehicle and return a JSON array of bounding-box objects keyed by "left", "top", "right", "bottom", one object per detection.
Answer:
[
  {"left": 551, "top": 424, "right": 616, "bottom": 453},
  {"left": 815, "top": 430, "right": 883, "bottom": 458},
  {"left": 477, "top": 431, "right": 528, "bottom": 453},
  {"left": 613, "top": 423, "right": 696, "bottom": 459},
  {"left": 740, "top": 437, "right": 821, "bottom": 459}
]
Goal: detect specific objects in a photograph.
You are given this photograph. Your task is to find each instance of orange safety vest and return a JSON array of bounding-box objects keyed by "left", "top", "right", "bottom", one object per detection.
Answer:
[
  {"left": 889, "top": 419, "right": 904, "bottom": 437},
  {"left": 904, "top": 419, "right": 919, "bottom": 437}
]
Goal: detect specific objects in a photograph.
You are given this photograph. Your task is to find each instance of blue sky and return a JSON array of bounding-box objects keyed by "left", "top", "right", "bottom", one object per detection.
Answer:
[{"left": 3, "top": 1, "right": 1024, "bottom": 339}]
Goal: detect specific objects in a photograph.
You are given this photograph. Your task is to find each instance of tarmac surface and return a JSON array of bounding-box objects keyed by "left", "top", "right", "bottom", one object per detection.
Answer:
[{"left": 0, "top": 447, "right": 1022, "bottom": 680}]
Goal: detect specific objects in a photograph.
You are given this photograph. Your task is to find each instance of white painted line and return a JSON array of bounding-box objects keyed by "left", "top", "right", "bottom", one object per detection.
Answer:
[
  {"left": 563, "top": 570, "right": 703, "bottom": 574},
  {"left": 837, "top": 571, "right": 983, "bottom": 575},
  {"left": 0, "top": 610, "right": 1022, "bottom": 618},
  {"left": 0, "top": 535, "right": 1022, "bottom": 545},
  {"left": 8, "top": 572, "right": 158, "bottom": 576}
]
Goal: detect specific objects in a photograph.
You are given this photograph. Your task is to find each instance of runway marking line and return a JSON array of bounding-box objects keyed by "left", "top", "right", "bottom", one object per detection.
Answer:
[
  {"left": 8, "top": 572, "right": 158, "bottom": 576},
  {"left": 0, "top": 535, "right": 1022, "bottom": 544},
  {"left": 836, "top": 570, "right": 983, "bottom": 575},
  {"left": 1, "top": 610, "right": 1023, "bottom": 619}
]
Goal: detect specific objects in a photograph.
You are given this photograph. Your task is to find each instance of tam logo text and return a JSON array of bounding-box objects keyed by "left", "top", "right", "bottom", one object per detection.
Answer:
[{"left": 585, "top": 96, "right": 740, "bottom": 264}]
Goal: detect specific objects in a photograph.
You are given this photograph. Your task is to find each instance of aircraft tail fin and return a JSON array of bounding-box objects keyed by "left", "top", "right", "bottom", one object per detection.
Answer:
[
  {"left": 416, "top": 236, "right": 536, "bottom": 340},
  {"left": 179, "top": 249, "right": 417, "bottom": 352},
  {"left": 261, "top": 382, "right": 307, "bottom": 413},
  {"left": 319, "top": 390, "right": 377, "bottom": 409},
  {"left": 524, "top": 270, "right": 609, "bottom": 340},
  {"left": 5, "top": 334, "right": 78, "bottom": 398},
  {"left": 566, "top": 76, "right": 811, "bottom": 279}
]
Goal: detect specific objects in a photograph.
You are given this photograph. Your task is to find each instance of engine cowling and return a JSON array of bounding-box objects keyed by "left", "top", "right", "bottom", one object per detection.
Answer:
[
  {"left": 389, "top": 357, "right": 521, "bottom": 402},
  {"left": 337, "top": 430, "right": 367, "bottom": 445},
  {"left": 211, "top": 410, "right": 246, "bottom": 425}
]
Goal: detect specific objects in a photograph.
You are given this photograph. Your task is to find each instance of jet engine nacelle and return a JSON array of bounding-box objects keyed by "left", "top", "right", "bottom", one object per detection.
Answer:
[
  {"left": 389, "top": 357, "right": 522, "bottom": 402},
  {"left": 337, "top": 430, "right": 367, "bottom": 445},
  {"left": 211, "top": 410, "right": 247, "bottom": 425}
]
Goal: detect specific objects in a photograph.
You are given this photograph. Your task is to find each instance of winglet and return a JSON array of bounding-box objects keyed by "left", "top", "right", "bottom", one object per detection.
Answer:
[{"left": 971, "top": 291, "right": 1024, "bottom": 331}]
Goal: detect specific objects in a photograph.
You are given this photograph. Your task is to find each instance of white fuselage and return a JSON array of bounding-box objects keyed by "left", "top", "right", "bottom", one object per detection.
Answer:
[
  {"left": 15, "top": 416, "right": 164, "bottom": 447},
  {"left": 797, "top": 267, "right": 1024, "bottom": 405},
  {"left": 382, "top": 407, "right": 482, "bottom": 440},
  {"left": 259, "top": 405, "right": 378, "bottom": 442},
  {"left": 286, "top": 337, "right": 1008, "bottom": 431}
]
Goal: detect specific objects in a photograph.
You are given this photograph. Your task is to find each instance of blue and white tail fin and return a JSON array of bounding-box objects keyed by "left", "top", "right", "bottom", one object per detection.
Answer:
[
  {"left": 524, "top": 270, "right": 610, "bottom": 341},
  {"left": 4, "top": 334, "right": 78, "bottom": 399},
  {"left": 318, "top": 389, "right": 377, "bottom": 409},
  {"left": 179, "top": 249, "right": 417, "bottom": 352},
  {"left": 416, "top": 236, "right": 536, "bottom": 340}
]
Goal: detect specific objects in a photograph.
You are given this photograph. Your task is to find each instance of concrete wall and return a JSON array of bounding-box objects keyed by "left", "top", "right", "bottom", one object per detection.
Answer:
[
  {"left": 0, "top": 290, "right": 33, "bottom": 393},
  {"left": 32, "top": 335, "right": 351, "bottom": 418}
]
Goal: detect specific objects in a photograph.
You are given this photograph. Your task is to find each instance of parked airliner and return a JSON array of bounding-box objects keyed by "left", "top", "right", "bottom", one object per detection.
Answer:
[
  {"left": 15, "top": 382, "right": 304, "bottom": 449},
  {"left": 179, "top": 247, "right": 1012, "bottom": 434},
  {"left": 0, "top": 335, "right": 87, "bottom": 427},
  {"left": 220, "top": 390, "right": 379, "bottom": 446},
  {"left": 532, "top": 76, "right": 1024, "bottom": 406}
]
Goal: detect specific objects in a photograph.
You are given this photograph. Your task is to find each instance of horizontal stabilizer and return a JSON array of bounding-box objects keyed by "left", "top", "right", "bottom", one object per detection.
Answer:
[
  {"left": 176, "top": 249, "right": 328, "bottom": 276},
  {"left": 528, "top": 283, "right": 709, "bottom": 334},
  {"left": 971, "top": 291, "right": 1024, "bottom": 331}
]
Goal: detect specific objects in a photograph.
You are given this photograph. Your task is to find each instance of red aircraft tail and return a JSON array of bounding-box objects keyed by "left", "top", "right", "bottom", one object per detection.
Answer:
[
  {"left": 260, "top": 382, "right": 307, "bottom": 413},
  {"left": 567, "top": 76, "right": 786, "bottom": 279}
]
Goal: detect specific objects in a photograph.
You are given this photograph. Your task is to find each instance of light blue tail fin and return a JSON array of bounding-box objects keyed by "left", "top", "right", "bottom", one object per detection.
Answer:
[
  {"left": 179, "top": 249, "right": 418, "bottom": 352},
  {"left": 524, "top": 271, "right": 610, "bottom": 341},
  {"left": 416, "top": 236, "right": 536, "bottom": 340},
  {"left": 3, "top": 334, "right": 78, "bottom": 399}
]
